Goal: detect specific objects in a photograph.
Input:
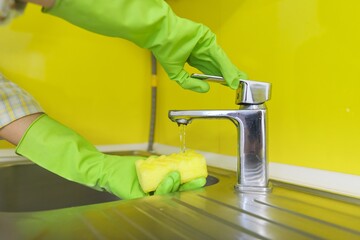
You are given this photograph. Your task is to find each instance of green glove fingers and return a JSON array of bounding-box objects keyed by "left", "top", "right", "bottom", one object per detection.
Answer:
[
  {"left": 179, "top": 177, "right": 207, "bottom": 192},
  {"left": 180, "top": 76, "right": 210, "bottom": 93},
  {"left": 174, "top": 70, "right": 210, "bottom": 93},
  {"left": 155, "top": 173, "right": 207, "bottom": 195},
  {"left": 187, "top": 30, "right": 248, "bottom": 90},
  {"left": 44, "top": 0, "right": 247, "bottom": 92},
  {"left": 154, "top": 171, "right": 181, "bottom": 195}
]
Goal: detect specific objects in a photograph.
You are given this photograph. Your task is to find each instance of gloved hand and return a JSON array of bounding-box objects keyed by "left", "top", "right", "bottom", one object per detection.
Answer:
[
  {"left": 44, "top": 0, "right": 247, "bottom": 92},
  {"left": 0, "top": 0, "right": 27, "bottom": 25},
  {"left": 153, "top": 171, "right": 206, "bottom": 195},
  {"left": 15, "top": 114, "right": 205, "bottom": 199}
]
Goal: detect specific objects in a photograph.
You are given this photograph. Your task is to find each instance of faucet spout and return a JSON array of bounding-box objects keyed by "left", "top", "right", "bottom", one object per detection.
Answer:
[
  {"left": 169, "top": 105, "right": 271, "bottom": 193},
  {"left": 169, "top": 110, "right": 238, "bottom": 125}
]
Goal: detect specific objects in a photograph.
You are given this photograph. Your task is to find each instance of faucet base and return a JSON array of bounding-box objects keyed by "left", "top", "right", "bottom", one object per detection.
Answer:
[{"left": 234, "top": 183, "right": 273, "bottom": 194}]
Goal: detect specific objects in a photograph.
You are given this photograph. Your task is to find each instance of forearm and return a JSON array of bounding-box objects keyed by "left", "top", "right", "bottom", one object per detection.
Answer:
[
  {"left": 0, "top": 113, "right": 43, "bottom": 145},
  {"left": 20, "top": 0, "right": 55, "bottom": 8},
  {"left": 0, "top": 74, "right": 44, "bottom": 145}
]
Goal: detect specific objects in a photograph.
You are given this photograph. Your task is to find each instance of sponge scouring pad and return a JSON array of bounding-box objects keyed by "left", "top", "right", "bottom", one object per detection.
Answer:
[{"left": 135, "top": 150, "right": 208, "bottom": 193}]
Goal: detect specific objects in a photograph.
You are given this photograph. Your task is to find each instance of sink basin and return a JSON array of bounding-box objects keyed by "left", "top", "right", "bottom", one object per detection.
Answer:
[
  {"left": 0, "top": 151, "right": 219, "bottom": 212},
  {"left": 0, "top": 162, "right": 120, "bottom": 212},
  {"left": 0, "top": 158, "right": 358, "bottom": 239}
]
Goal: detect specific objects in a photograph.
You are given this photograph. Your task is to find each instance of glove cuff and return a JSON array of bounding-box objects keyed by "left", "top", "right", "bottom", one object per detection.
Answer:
[{"left": 16, "top": 114, "right": 103, "bottom": 188}]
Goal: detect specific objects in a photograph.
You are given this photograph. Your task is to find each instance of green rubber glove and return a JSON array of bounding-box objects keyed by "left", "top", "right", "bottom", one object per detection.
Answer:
[
  {"left": 44, "top": 0, "right": 247, "bottom": 92},
  {"left": 15, "top": 114, "right": 205, "bottom": 199},
  {"left": 154, "top": 171, "right": 206, "bottom": 195}
]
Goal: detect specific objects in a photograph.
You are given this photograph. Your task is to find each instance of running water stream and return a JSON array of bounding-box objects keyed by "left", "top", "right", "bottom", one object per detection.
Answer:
[{"left": 179, "top": 124, "right": 187, "bottom": 153}]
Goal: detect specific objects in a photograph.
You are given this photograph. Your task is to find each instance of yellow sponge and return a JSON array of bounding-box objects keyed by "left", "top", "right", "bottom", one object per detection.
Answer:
[{"left": 135, "top": 150, "right": 208, "bottom": 193}]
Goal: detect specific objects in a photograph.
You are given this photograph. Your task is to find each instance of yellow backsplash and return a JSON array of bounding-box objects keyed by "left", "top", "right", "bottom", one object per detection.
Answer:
[
  {"left": 156, "top": 0, "right": 360, "bottom": 176},
  {"left": 0, "top": 4, "right": 151, "bottom": 148},
  {"left": 0, "top": 1, "right": 359, "bottom": 177}
]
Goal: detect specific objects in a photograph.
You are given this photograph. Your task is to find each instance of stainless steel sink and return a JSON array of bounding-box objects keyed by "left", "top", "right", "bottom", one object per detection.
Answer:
[
  {"left": 0, "top": 161, "right": 119, "bottom": 212},
  {"left": 0, "top": 158, "right": 359, "bottom": 239},
  {"left": 0, "top": 151, "right": 219, "bottom": 212}
]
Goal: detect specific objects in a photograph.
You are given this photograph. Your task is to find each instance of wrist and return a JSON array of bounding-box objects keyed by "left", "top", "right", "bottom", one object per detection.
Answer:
[{"left": 20, "top": 0, "right": 55, "bottom": 8}]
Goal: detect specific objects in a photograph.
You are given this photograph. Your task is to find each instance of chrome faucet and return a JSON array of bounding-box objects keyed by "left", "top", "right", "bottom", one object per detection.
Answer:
[{"left": 168, "top": 74, "right": 272, "bottom": 193}]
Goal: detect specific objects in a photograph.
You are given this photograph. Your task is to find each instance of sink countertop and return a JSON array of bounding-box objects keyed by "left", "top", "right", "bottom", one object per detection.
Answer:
[{"left": 1, "top": 166, "right": 359, "bottom": 239}]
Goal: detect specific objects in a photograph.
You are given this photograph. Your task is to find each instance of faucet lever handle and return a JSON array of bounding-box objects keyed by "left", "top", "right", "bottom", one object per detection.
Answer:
[
  {"left": 191, "top": 73, "right": 226, "bottom": 83},
  {"left": 191, "top": 73, "right": 271, "bottom": 105}
]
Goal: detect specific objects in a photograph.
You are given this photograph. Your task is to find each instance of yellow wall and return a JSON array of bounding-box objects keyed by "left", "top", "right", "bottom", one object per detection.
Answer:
[
  {"left": 1, "top": 1, "right": 359, "bottom": 176},
  {"left": 0, "top": 4, "right": 151, "bottom": 148},
  {"left": 156, "top": 0, "right": 360, "bottom": 176}
]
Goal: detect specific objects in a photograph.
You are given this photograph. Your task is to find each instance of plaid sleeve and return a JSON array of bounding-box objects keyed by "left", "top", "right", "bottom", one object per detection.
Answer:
[{"left": 0, "top": 73, "right": 44, "bottom": 128}]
